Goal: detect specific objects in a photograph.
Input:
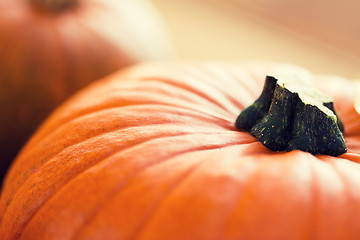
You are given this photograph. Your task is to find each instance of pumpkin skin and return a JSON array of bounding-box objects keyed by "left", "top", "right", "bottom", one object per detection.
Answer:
[
  {"left": 0, "top": 62, "right": 359, "bottom": 240},
  {"left": 0, "top": 0, "right": 174, "bottom": 183}
]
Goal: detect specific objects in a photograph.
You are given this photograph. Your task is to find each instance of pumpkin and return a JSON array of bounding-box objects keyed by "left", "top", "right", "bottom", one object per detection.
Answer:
[
  {"left": 1, "top": 62, "right": 359, "bottom": 240},
  {"left": 0, "top": 0, "right": 174, "bottom": 182}
]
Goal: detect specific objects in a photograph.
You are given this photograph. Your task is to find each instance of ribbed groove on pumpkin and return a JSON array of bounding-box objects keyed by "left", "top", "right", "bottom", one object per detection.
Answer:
[
  {"left": 343, "top": 137, "right": 360, "bottom": 158},
  {"left": 308, "top": 157, "right": 348, "bottom": 239},
  {"left": 1, "top": 129, "right": 198, "bottom": 225},
  {"left": 127, "top": 154, "right": 226, "bottom": 240},
  {"left": 96, "top": 157, "right": 207, "bottom": 240},
  {"left": 2, "top": 106, "right": 236, "bottom": 206},
  {"left": 131, "top": 151, "right": 265, "bottom": 240},
  {"left": 222, "top": 153, "right": 317, "bottom": 239},
  {"left": 34, "top": 101, "right": 235, "bottom": 147},
  {"left": 59, "top": 145, "right": 255, "bottom": 239},
  {"left": 342, "top": 111, "right": 360, "bottom": 136},
  {"left": 307, "top": 156, "right": 320, "bottom": 239},
  {"left": 338, "top": 152, "right": 360, "bottom": 163},
  {"left": 313, "top": 155, "right": 360, "bottom": 239},
  {"left": 327, "top": 158, "right": 352, "bottom": 238},
  {"left": 140, "top": 77, "right": 239, "bottom": 117},
  {"left": 51, "top": 148, "right": 211, "bottom": 239},
  {"left": 119, "top": 79, "right": 236, "bottom": 118},
  {"left": 17, "top": 104, "right": 235, "bottom": 169},
  {"left": 23, "top": 80, "right": 235, "bottom": 150},
  {"left": 119, "top": 148, "right": 293, "bottom": 239},
  {"left": 329, "top": 158, "right": 360, "bottom": 239},
  {"left": 1, "top": 132, "right": 193, "bottom": 239},
  {"left": 181, "top": 64, "right": 262, "bottom": 110},
  {"left": 198, "top": 65, "right": 258, "bottom": 109},
  {"left": 1, "top": 132, "right": 251, "bottom": 240},
  {"left": 148, "top": 77, "right": 238, "bottom": 116},
  {"left": 152, "top": 64, "right": 245, "bottom": 110},
  {"left": 2, "top": 124, "right": 239, "bottom": 216},
  {"left": 22, "top": 136, "right": 252, "bottom": 239}
]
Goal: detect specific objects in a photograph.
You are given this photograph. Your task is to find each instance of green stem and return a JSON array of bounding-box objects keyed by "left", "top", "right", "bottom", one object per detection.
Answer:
[
  {"left": 236, "top": 74, "right": 347, "bottom": 157},
  {"left": 235, "top": 76, "right": 277, "bottom": 131}
]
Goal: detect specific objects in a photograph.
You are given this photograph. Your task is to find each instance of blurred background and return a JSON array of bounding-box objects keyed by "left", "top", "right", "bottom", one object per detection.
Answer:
[{"left": 151, "top": 0, "right": 360, "bottom": 78}]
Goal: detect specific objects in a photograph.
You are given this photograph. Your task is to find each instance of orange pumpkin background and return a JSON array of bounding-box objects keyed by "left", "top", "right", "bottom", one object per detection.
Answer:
[
  {"left": 1, "top": 62, "right": 359, "bottom": 240},
  {"left": 0, "top": 0, "right": 174, "bottom": 182}
]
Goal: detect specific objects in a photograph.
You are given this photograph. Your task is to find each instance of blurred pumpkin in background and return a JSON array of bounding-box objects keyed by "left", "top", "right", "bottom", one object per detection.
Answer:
[
  {"left": 1, "top": 62, "right": 359, "bottom": 240},
  {"left": 0, "top": 0, "right": 174, "bottom": 183}
]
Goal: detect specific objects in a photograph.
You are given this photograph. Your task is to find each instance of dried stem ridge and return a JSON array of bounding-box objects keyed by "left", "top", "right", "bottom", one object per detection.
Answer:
[{"left": 236, "top": 75, "right": 347, "bottom": 156}]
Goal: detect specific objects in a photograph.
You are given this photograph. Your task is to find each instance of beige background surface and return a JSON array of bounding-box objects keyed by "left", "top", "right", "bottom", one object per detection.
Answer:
[{"left": 151, "top": 0, "right": 360, "bottom": 79}]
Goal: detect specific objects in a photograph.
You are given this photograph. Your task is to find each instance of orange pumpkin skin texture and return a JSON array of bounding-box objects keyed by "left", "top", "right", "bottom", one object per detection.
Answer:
[
  {"left": 1, "top": 62, "right": 360, "bottom": 240},
  {"left": 0, "top": 0, "right": 174, "bottom": 182}
]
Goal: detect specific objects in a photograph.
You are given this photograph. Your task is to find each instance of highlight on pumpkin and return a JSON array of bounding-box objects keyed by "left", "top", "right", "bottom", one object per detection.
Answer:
[{"left": 236, "top": 73, "right": 347, "bottom": 156}]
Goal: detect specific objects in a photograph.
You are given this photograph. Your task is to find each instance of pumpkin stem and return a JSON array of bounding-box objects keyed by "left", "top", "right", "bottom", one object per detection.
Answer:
[
  {"left": 235, "top": 74, "right": 347, "bottom": 156},
  {"left": 28, "top": 0, "right": 78, "bottom": 13}
]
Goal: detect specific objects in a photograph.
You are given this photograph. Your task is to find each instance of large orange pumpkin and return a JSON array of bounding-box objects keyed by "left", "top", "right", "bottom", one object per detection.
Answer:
[
  {"left": 0, "top": 0, "right": 174, "bottom": 182},
  {"left": 1, "top": 62, "right": 359, "bottom": 240}
]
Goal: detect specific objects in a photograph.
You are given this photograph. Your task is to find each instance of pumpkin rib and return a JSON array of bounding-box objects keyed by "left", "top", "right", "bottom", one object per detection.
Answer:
[
  {"left": 328, "top": 158, "right": 360, "bottom": 239},
  {"left": 138, "top": 77, "right": 239, "bottom": 117},
  {"left": 19, "top": 147, "right": 206, "bottom": 239},
  {"left": 19, "top": 136, "right": 252, "bottom": 240},
  {"left": 3, "top": 103, "right": 237, "bottom": 197},
  {"left": 1, "top": 128, "right": 203, "bottom": 225},
  {"left": 180, "top": 63, "right": 260, "bottom": 104},
  {"left": 121, "top": 63, "right": 251, "bottom": 113},
  {"left": 224, "top": 152, "right": 324, "bottom": 240},
  {"left": 128, "top": 147, "right": 263, "bottom": 240},
  {"left": 305, "top": 155, "right": 323, "bottom": 240},
  {"left": 2, "top": 101, "right": 239, "bottom": 216},
  {"left": 306, "top": 156, "right": 354, "bottom": 239},
  {"left": 23, "top": 79, "right": 237, "bottom": 149},
  {"left": 1, "top": 131, "right": 191, "bottom": 238},
  {"left": 20, "top": 98, "right": 220, "bottom": 154},
  {"left": 343, "top": 137, "right": 360, "bottom": 159},
  {"left": 327, "top": 158, "right": 353, "bottom": 239},
  {"left": 127, "top": 77, "right": 239, "bottom": 118},
  {"left": 128, "top": 158, "right": 208, "bottom": 240},
  {"left": 303, "top": 154, "right": 318, "bottom": 240},
  {"left": 133, "top": 149, "right": 316, "bottom": 240},
  {"left": 190, "top": 63, "right": 263, "bottom": 102},
  {"left": 72, "top": 144, "right": 259, "bottom": 240},
  {"left": 339, "top": 152, "right": 360, "bottom": 163},
  {"left": 71, "top": 150, "right": 209, "bottom": 240},
  {"left": 17, "top": 103, "right": 236, "bottom": 165},
  {"left": 11, "top": 103, "right": 235, "bottom": 170},
  {"left": 1, "top": 131, "right": 251, "bottom": 239},
  {"left": 220, "top": 154, "right": 297, "bottom": 240},
  {"left": 196, "top": 65, "right": 259, "bottom": 109},
  {"left": 148, "top": 63, "right": 248, "bottom": 110},
  {"left": 2, "top": 123, "right": 241, "bottom": 212},
  {"left": 342, "top": 111, "right": 360, "bottom": 137}
]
